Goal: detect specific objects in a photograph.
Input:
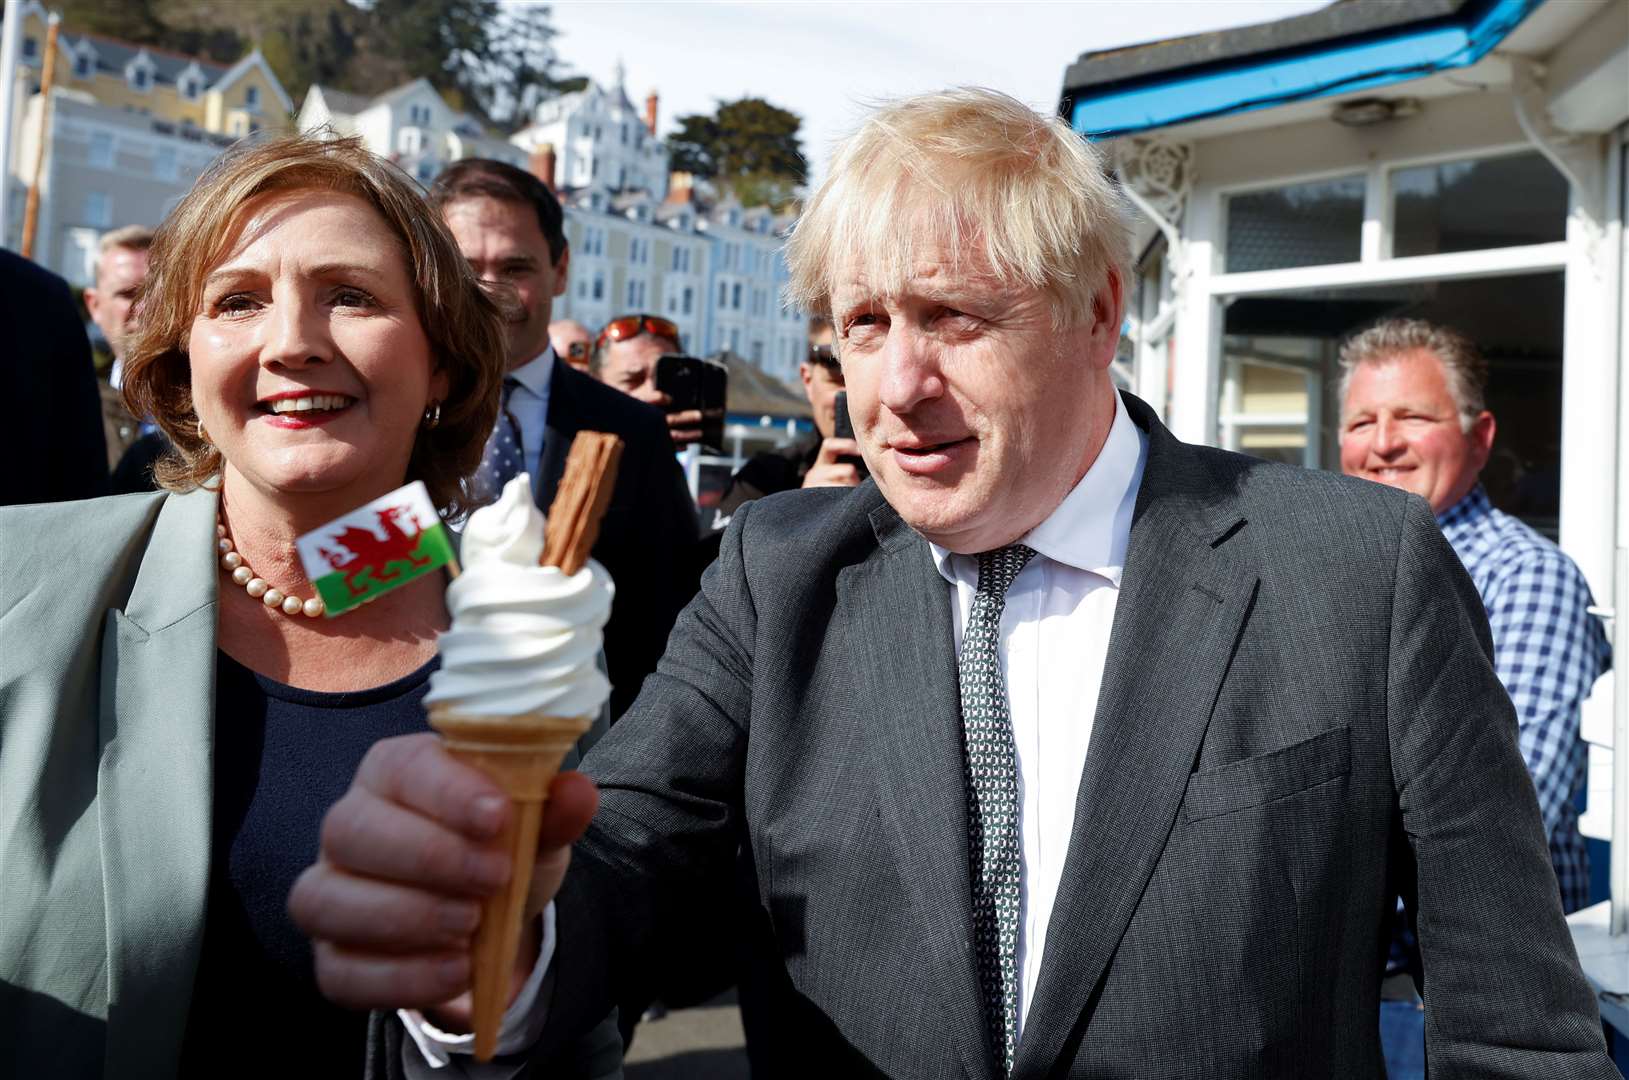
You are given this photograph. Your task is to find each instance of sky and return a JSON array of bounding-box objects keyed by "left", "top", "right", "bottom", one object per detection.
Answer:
[{"left": 547, "top": 0, "right": 1333, "bottom": 179}]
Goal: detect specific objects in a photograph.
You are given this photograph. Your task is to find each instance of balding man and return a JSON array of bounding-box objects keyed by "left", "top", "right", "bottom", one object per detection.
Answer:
[{"left": 300, "top": 91, "right": 1614, "bottom": 1078}]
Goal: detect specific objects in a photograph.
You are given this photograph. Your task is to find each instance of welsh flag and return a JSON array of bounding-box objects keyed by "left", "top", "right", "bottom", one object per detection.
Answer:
[{"left": 295, "top": 481, "right": 455, "bottom": 617}]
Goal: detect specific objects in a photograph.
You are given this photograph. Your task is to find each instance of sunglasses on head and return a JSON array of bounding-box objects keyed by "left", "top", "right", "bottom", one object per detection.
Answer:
[{"left": 597, "top": 314, "right": 680, "bottom": 349}]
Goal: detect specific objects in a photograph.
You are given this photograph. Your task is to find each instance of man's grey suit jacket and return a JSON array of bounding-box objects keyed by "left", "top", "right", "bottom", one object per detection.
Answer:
[{"left": 537, "top": 393, "right": 1612, "bottom": 1078}]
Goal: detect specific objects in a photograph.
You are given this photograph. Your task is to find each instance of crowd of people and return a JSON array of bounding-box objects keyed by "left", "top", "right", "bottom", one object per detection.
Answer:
[{"left": 0, "top": 85, "right": 1619, "bottom": 1079}]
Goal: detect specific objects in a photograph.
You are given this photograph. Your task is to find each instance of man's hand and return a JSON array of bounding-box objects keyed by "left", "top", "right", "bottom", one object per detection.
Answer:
[
  {"left": 665, "top": 407, "right": 705, "bottom": 447},
  {"left": 802, "top": 437, "right": 864, "bottom": 488},
  {"left": 288, "top": 733, "right": 598, "bottom": 1012}
]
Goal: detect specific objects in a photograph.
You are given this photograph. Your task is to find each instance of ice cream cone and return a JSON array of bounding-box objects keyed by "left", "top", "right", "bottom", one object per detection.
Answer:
[{"left": 428, "top": 706, "right": 593, "bottom": 1061}]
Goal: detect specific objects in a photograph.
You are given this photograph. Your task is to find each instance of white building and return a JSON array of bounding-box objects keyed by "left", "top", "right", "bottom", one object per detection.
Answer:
[
  {"left": 510, "top": 63, "right": 668, "bottom": 197},
  {"left": 1062, "top": 0, "right": 1629, "bottom": 1011},
  {"left": 297, "top": 77, "right": 525, "bottom": 186},
  {"left": 3, "top": 3, "right": 294, "bottom": 279},
  {"left": 293, "top": 63, "right": 806, "bottom": 386},
  {"left": 697, "top": 199, "right": 804, "bottom": 381},
  {"left": 13, "top": 90, "right": 230, "bottom": 283},
  {"left": 549, "top": 188, "right": 709, "bottom": 354}
]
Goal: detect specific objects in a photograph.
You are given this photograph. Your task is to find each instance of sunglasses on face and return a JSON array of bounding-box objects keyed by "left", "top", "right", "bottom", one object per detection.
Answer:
[{"left": 597, "top": 313, "right": 680, "bottom": 350}]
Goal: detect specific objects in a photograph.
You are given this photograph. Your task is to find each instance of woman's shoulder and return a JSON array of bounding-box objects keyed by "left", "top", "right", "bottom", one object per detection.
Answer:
[
  {"left": 0, "top": 490, "right": 173, "bottom": 569},
  {"left": 0, "top": 489, "right": 221, "bottom": 610}
]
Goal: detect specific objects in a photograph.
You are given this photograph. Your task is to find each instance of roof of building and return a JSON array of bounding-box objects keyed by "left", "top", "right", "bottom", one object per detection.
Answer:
[
  {"left": 304, "top": 78, "right": 491, "bottom": 135},
  {"left": 55, "top": 30, "right": 228, "bottom": 86},
  {"left": 1061, "top": 0, "right": 1543, "bottom": 138},
  {"left": 311, "top": 85, "right": 371, "bottom": 116},
  {"left": 714, "top": 351, "right": 813, "bottom": 419},
  {"left": 1062, "top": 0, "right": 1465, "bottom": 92}
]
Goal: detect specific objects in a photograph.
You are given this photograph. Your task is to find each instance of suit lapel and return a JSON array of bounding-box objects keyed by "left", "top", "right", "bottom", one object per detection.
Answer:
[
  {"left": 538, "top": 356, "right": 579, "bottom": 510},
  {"left": 97, "top": 487, "right": 220, "bottom": 1078},
  {"left": 1013, "top": 410, "right": 1259, "bottom": 1079},
  {"left": 841, "top": 503, "right": 994, "bottom": 1080}
]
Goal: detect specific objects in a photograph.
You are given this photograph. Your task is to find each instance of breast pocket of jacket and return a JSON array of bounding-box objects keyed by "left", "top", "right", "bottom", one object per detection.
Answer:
[{"left": 1181, "top": 725, "right": 1351, "bottom": 823}]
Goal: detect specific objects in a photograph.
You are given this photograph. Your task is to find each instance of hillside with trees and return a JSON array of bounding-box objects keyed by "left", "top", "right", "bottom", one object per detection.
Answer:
[{"left": 48, "top": 0, "right": 580, "bottom": 128}]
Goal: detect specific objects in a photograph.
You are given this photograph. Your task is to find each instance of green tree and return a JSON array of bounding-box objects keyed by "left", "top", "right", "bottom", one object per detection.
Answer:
[{"left": 667, "top": 97, "right": 806, "bottom": 209}]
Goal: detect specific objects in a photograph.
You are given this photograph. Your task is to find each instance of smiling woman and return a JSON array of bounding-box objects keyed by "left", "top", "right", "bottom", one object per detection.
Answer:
[
  {"left": 0, "top": 135, "right": 631, "bottom": 1078},
  {"left": 125, "top": 135, "right": 505, "bottom": 520}
]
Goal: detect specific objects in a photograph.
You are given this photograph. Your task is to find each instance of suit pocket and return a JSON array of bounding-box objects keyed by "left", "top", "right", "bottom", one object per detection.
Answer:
[{"left": 1181, "top": 725, "right": 1351, "bottom": 823}]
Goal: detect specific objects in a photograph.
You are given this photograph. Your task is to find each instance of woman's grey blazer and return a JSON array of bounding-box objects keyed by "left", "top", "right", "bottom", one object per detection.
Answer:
[{"left": 0, "top": 488, "right": 616, "bottom": 1079}]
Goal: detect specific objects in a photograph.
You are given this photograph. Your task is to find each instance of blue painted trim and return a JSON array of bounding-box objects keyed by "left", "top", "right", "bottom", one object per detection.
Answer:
[{"left": 1070, "top": 0, "right": 1544, "bottom": 139}]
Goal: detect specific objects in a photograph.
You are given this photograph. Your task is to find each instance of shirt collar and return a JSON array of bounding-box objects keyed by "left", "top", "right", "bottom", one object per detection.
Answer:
[
  {"left": 1437, "top": 484, "right": 1492, "bottom": 537},
  {"left": 928, "top": 389, "right": 1147, "bottom": 588},
  {"left": 508, "top": 346, "right": 557, "bottom": 399}
]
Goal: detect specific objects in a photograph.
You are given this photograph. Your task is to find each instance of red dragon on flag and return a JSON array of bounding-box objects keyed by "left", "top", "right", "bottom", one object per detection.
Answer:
[
  {"left": 296, "top": 482, "right": 456, "bottom": 617},
  {"left": 317, "top": 505, "right": 433, "bottom": 598}
]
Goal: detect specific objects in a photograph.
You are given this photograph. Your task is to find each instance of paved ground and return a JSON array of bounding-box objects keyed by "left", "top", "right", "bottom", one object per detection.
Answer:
[{"left": 623, "top": 991, "right": 750, "bottom": 1079}]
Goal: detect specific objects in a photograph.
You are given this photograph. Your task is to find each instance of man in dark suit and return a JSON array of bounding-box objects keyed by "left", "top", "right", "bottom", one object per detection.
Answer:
[
  {"left": 429, "top": 160, "right": 698, "bottom": 721},
  {"left": 297, "top": 90, "right": 1613, "bottom": 1077},
  {"left": 1, "top": 249, "right": 107, "bottom": 505}
]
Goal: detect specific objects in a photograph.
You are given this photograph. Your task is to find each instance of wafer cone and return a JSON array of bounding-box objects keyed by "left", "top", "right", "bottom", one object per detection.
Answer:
[{"left": 429, "top": 705, "right": 593, "bottom": 1061}]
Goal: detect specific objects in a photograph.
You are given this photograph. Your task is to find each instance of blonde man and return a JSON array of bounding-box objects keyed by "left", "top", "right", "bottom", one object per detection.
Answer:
[{"left": 301, "top": 90, "right": 1612, "bottom": 1078}]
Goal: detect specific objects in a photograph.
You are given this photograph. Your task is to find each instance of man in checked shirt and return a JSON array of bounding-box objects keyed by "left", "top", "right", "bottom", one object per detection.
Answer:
[{"left": 1340, "top": 317, "right": 1613, "bottom": 1074}]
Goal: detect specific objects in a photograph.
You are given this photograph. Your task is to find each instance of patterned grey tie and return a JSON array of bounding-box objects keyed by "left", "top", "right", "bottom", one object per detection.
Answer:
[
  {"left": 476, "top": 376, "right": 524, "bottom": 500},
  {"left": 959, "top": 543, "right": 1037, "bottom": 1075}
]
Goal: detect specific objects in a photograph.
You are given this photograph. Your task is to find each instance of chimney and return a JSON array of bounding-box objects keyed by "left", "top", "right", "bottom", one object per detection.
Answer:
[
  {"left": 529, "top": 142, "right": 557, "bottom": 194},
  {"left": 644, "top": 91, "right": 659, "bottom": 136},
  {"left": 665, "top": 170, "right": 694, "bottom": 205}
]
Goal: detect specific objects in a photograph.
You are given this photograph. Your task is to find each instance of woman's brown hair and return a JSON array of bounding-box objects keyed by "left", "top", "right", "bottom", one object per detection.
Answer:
[{"left": 122, "top": 133, "right": 505, "bottom": 520}]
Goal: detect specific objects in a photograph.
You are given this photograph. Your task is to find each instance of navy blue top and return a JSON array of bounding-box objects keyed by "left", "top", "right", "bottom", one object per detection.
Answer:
[{"left": 179, "top": 650, "right": 437, "bottom": 1076}]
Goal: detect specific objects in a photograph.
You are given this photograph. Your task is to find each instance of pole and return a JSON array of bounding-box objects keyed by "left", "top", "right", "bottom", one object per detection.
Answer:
[
  {"left": 19, "top": 11, "right": 56, "bottom": 260},
  {"left": 1610, "top": 131, "right": 1629, "bottom": 935},
  {"left": 0, "top": 0, "right": 23, "bottom": 248}
]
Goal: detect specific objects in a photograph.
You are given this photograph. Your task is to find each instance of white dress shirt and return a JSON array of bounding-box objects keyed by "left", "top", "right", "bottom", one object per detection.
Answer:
[
  {"left": 929, "top": 389, "right": 1147, "bottom": 1039},
  {"left": 507, "top": 346, "right": 557, "bottom": 503}
]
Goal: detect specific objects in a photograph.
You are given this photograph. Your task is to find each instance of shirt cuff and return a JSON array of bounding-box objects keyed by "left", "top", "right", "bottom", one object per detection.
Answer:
[{"left": 399, "top": 902, "right": 557, "bottom": 1069}]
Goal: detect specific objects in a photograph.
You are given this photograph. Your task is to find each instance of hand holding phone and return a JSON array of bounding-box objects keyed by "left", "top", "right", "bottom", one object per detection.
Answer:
[{"left": 656, "top": 354, "right": 727, "bottom": 451}]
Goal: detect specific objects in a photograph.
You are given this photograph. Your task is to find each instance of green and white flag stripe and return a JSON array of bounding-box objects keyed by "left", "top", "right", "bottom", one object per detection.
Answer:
[{"left": 295, "top": 481, "right": 454, "bottom": 617}]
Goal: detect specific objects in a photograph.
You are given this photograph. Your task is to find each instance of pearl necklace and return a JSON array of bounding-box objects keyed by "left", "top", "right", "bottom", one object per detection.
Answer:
[{"left": 217, "top": 516, "right": 326, "bottom": 618}]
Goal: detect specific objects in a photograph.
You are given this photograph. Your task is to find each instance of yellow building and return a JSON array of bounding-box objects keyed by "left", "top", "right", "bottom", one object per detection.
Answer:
[
  {"left": 6, "top": 1, "right": 294, "bottom": 281},
  {"left": 14, "top": 2, "right": 292, "bottom": 137}
]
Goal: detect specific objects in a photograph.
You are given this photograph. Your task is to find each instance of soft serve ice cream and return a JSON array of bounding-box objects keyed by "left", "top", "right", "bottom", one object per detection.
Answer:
[{"left": 425, "top": 474, "right": 613, "bottom": 719}]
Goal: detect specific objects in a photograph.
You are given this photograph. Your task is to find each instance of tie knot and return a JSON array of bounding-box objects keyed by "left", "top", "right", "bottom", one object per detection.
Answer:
[
  {"left": 974, "top": 544, "right": 1037, "bottom": 600},
  {"left": 501, "top": 375, "right": 521, "bottom": 404}
]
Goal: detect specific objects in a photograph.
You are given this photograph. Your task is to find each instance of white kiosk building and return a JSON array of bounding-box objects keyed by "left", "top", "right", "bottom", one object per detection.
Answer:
[{"left": 1064, "top": 0, "right": 1628, "bottom": 1020}]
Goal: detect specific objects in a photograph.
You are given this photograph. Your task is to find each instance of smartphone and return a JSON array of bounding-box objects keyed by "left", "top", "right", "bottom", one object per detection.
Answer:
[
  {"left": 830, "top": 391, "right": 868, "bottom": 477},
  {"left": 656, "top": 353, "right": 727, "bottom": 451},
  {"left": 832, "top": 390, "right": 855, "bottom": 440}
]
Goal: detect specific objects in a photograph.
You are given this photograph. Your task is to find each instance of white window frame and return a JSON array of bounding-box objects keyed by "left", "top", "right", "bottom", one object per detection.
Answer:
[
  {"left": 82, "top": 191, "right": 111, "bottom": 228},
  {"left": 1170, "top": 136, "right": 1618, "bottom": 870},
  {"left": 87, "top": 131, "right": 114, "bottom": 168}
]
